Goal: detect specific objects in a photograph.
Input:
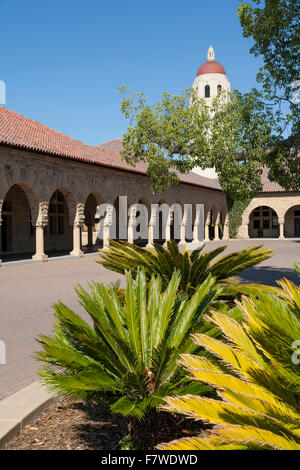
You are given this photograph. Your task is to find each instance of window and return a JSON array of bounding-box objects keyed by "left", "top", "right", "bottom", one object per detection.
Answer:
[
  {"left": 272, "top": 217, "right": 279, "bottom": 228},
  {"left": 205, "top": 85, "right": 210, "bottom": 98},
  {"left": 253, "top": 220, "right": 260, "bottom": 229},
  {"left": 217, "top": 84, "right": 222, "bottom": 93},
  {"left": 263, "top": 219, "right": 270, "bottom": 229},
  {"left": 295, "top": 210, "right": 300, "bottom": 217},
  {"left": 49, "top": 190, "right": 65, "bottom": 235}
]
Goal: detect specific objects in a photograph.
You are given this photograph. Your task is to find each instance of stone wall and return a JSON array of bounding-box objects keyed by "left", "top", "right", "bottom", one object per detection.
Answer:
[{"left": 0, "top": 146, "right": 228, "bottom": 258}]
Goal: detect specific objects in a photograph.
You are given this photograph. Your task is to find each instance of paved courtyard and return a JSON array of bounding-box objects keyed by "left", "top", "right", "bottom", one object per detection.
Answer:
[{"left": 0, "top": 240, "right": 298, "bottom": 400}]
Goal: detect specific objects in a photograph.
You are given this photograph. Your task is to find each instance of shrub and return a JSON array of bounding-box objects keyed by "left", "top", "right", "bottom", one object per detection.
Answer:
[
  {"left": 36, "top": 269, "right": 221, "bottom": 420},
  {"left": 97, "top": 240, "right": 273, "bottom": 293},
  {"left": 159, "top": 278, "right": 300, "bottom": 450}
]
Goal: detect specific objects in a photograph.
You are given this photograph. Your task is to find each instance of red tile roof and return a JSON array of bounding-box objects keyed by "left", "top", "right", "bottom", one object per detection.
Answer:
[
  {"left": 260, "top": 167, "right": 285, "bottom": 192},
  {"left": 0, "top": 106, "right": 222, "bottom": 191},
  {"left": 0, "top": 106, "right": 286, "bottom": 194}
]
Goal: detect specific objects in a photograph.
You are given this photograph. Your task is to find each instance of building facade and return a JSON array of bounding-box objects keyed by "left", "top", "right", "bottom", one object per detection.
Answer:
[
  {"left": 0, "top": 106, "right": 228, "bottom": 265},
  {"left": 0, "top": 48, "right": 299, "bottom": 265}
]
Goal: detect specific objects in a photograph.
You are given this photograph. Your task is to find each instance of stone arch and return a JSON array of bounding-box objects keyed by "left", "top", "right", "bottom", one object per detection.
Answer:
[
  {"left": 44, "top": 188, "right": 75, "bottom": 254},
  {"left": 219, "top": 206, "right": 228, "bottom": 240},
  {"left": 52, "top": 187, "right": 76, "bottom": 224},
  {"left": 248, "top": 205, "right": 280, "bottom": 239},
  {"left": 81, "top": 192, "right": 104, "bottom": 250},
  {"left": 208, "top": 206, "right": 218, "bottom": 240},
  {"left": 1, "top": 183, "right": 38, "bottom": 257},
  {"left": 242, "top": 200, "right": 281, "bottom": 227},
  {"left": 2, "top": 182, "right": 39, "bottom": 219},
  {"left": 284, "top": 205, "right": 300, "bottom": 238}
]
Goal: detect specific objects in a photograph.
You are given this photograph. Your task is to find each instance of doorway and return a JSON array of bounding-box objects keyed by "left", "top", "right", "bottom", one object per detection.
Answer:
[
  {"left": 295, "top": 218, "right": 300, "bottom": 237},
  {"left": 1, "top": 213, "right": 13, "bottom": 252}
]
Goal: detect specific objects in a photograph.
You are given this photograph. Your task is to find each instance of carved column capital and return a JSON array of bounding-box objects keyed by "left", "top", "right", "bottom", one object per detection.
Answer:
[
  {"left": 104, "top": 205, "right": 114, "bottom": 227},
  {"left": 34, "top": 201, "right": 49, "bottom": 228},
  {"left": 182, "top": 210, "right": 188, "bottom": 226},
  {"left": 73, "top": 203, "right": 85, "bottom": 227}
]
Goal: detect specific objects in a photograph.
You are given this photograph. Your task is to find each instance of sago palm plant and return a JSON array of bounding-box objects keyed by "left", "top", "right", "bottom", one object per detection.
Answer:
[
  {"left": 159, "top": 278, "right": 300, "bottom": 450},
  {"left": 36, "top": 269, "right": 221, "bottom": 420},
  {"left": 294, "top": 262, "right": 300, "bottom": 279},
  {"left": 97, "top": 240, "right": 272, "bottom": 293}
]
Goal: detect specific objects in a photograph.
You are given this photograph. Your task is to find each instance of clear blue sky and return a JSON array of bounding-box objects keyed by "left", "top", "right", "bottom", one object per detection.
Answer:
[{"left": 0, "top": 0, "right": 263, "bottom": 146}]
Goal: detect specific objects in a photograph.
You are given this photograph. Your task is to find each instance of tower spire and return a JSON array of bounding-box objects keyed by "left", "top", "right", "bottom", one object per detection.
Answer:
[{"left": 207, "top": 45, "right": 215, "bottom": 62}]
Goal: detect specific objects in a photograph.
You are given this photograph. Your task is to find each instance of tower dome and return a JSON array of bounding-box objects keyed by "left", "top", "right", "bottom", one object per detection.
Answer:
[{"left": 196, "top": 45, "right": 226, "bottom": 76}]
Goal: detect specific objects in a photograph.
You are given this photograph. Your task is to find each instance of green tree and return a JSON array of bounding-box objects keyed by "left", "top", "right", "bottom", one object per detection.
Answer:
[
  {"left": 120, "top": 87, "right": 279, "bottom": 199},
  {"left": 238, "top": 0, "right": 300, "bottom": 190},
  {"left": 119, "top": 1, "right": 299, "bottom": 198}
]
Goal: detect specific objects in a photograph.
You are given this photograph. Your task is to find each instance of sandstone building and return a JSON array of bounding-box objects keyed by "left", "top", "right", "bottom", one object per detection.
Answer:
[{"left": 0, "top": 48, "right": 299, "bottom": 265}]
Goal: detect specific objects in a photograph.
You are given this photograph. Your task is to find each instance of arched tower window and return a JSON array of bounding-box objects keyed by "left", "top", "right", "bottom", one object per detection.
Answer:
[
  {"left": 205, "top": 85, "right": 210, "bottom": 98},
  {"left": 217, "top": 84, "right": 222, "bottom": 93}
]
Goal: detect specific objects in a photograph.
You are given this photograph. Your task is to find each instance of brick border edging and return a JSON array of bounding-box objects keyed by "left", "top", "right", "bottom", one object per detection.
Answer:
[{"left": 0, "top": 381, "right": 54, "bottom": 447}]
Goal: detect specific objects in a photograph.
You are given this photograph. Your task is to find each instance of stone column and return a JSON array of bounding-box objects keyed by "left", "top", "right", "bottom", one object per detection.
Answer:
[
  {"left": 179, "top": 208, "right": 188, "bottom": 246},
  {"left": 222, "top": 213, "right": 230, "bottom": 240},
  {"left": 165, "top": 211, "right": 173, "bottom": 245},
  {"left": 279, "top": 219, "right": 285, "bottom": 240},
  {"left": 214, "top": 212, "right": 220, "bottom": 241},
  {"left": 70, "top": 203, "right": 85, "bottom": 257},
  {"left": 147, "top": 206, "right": 157, "bottom": 248},
  {"left": 128, "top": 205, "right": 137, "bottom": 244},
  {"left": 0, "top": 199, "right": 3, "bottom": 267},
  {"left": 32, "top": 201, "right": 49, "bottom": 262},
  {"left": 204, "top": 212, "right": 211, "bottom": 242},
  {"left": 193, "top": 204, "right": 204, "bottom": 244},
  {"left": 102, "top": 205, "right": 114, "bottom": 249}
]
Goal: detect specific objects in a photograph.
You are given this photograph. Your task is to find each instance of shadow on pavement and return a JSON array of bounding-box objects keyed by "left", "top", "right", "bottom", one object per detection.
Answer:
[{"left": 237, "top": 266, "right": 298, "bottom": 286}]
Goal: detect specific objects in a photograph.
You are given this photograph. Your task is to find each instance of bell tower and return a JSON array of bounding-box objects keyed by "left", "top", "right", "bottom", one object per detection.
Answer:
[{"left": 192, "top": 46, "right": 231, "bottom": 178}]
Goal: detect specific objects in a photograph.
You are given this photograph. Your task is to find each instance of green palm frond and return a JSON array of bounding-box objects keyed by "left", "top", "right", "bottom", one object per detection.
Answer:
[
  {"left": 36, "top": 269, "right": 220, "bottom": 420},
  {"left": 294, "top": 262, "right": 300, "bottom": 280},
  {"left": 97, "top": 240, "right": 273, "bottom": 293},
  {"left": 159, "top": 280, "right": 300, "bottom": 450}
]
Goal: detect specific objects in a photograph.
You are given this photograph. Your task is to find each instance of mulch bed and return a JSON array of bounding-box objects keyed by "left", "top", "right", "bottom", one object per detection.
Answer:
[{"left": 1, "top": 398, "right": 210, "bottom": 450}]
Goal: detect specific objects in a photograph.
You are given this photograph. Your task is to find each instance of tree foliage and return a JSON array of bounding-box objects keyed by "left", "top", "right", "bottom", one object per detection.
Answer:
[
  {"left": 238, "top": 0, "right": 300, "bottom": 190},
  {"left": 120, "top": 87, "right": 281, "bottom": 198},
  {"left": 119, "top": 1, "right": 299, "bottom": 198}
]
